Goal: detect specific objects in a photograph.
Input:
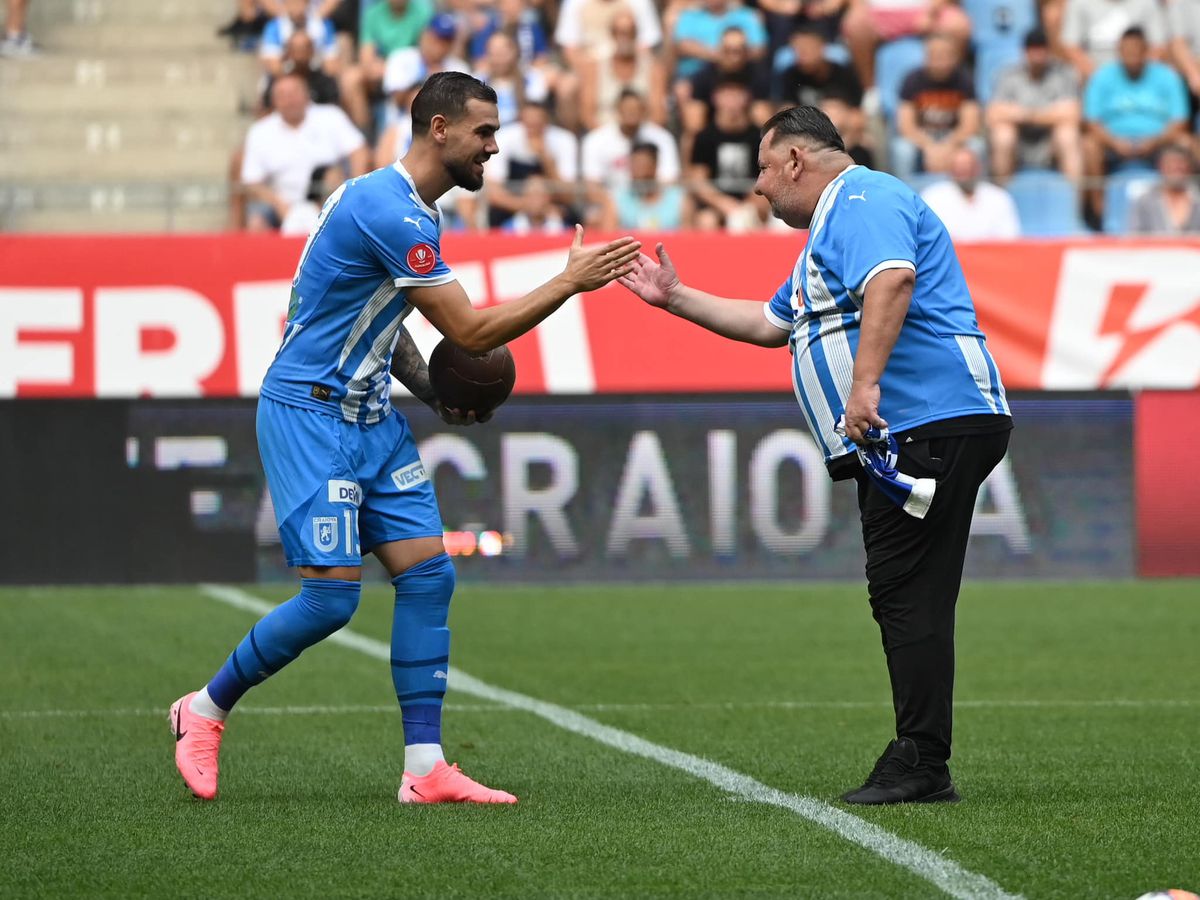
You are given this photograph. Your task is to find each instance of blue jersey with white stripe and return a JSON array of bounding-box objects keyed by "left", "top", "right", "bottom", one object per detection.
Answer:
[
  {"left": 763, "top": 165, "right": 1009, "bottom": 465},
  {"left": 260, "top": 162, "right": 455, "bottom": 424}
]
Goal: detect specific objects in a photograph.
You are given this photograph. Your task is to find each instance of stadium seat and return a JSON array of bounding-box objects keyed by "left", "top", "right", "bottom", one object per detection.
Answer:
[
  {"left": 1103, "top": 170, "right": 1159, "bottom": 235},
  {"left": 1006, "top": 170, "right": 1086, "bottom": 237},
  {"left": 961, "top": 0, "right": 1037, "bottom": 103},
  {"left": 875, "top": 37, "right": 926, "bottom": 122}
]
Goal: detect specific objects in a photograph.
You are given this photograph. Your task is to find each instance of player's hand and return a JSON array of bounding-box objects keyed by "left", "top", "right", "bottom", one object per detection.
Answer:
[
  {"left": 842, "top": 382, "right": 887, "bottom": 446},
  {"left": 617, "top": 242, "right": 679, "bottom": 310},
  {"left": 435, "top": 403, "right": 492, "bottom": 426},
  {"left": 563, "top": 225, "right": 641, "bottom": 293}
]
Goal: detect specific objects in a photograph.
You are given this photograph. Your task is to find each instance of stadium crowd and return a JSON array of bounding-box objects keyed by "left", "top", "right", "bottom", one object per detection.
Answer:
[{"left": 220, "top": 0, "right": 1200, "bottom": 238}]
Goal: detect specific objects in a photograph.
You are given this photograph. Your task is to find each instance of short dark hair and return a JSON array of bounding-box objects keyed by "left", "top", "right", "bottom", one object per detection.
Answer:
[
  {"left": 410, "top": 71, "right": 497, "bottom": 136},
  {"left": 630, "top": 141, "right": 659, "bottom": 160},
  {"left": 761, "top": 105, "right": 845, "bottom": 152},
  {"left": 617, "top": 87, "right": 645, "bottom": 105},
  {"left": 1024, "top": 25, "right": 1048, "bottom": 48},
  {"left": 1121, "top": 25, "right": 1147, "bottom": 43}
]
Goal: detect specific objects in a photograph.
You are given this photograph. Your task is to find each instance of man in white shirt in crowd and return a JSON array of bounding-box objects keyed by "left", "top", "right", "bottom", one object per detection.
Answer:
[
  {"left": 581, "top": 88, "right": 680, "bottom": 220},
  {"left": 241, "top": 73, "right": 370, "bottom": 232},
  {"left": 920, "top": 146, "right": 1021, "bottom": 241},
  {"left": 460, "top": 100, "right": 579, "bottom": 228}
]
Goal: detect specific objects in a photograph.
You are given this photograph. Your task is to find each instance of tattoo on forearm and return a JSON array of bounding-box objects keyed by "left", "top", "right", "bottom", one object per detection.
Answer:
[{"left": 390, "top": 328, "right": 437, "bottom": 406}]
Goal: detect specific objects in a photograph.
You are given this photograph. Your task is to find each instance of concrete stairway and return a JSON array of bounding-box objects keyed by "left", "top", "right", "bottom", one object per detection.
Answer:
[{"left": 0, "top": 0, "right": 260, "bottom": 232}]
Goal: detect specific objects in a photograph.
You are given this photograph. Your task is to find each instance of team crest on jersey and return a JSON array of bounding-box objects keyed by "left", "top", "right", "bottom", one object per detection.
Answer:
[
  {"left": 312, "top": 516, "right": 339, "bottom": 552},
  {"left": 407, "top": 243, "right": 436, "bottom": 275}
]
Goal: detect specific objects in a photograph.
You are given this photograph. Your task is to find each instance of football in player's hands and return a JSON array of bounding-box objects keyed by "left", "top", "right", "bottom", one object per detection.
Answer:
[{"left": 428, "top": 339, "right": 516, "bottom": 420}]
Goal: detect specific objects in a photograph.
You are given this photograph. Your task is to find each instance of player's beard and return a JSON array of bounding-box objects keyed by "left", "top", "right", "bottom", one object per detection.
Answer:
[{"left": 447, "top": 155, "right": 488, "bottom": 192}]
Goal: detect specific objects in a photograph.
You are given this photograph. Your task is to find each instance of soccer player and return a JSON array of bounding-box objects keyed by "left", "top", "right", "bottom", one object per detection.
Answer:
[
  {"left": 170, "top": 72, "right": 640, "bottom": 804},
  {"left": 619, "top": 106, "right": 1012, "bottom": 805}
]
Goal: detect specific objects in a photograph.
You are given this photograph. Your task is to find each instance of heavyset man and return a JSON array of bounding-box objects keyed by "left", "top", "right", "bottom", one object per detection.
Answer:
[{"left": 620, "top": 105, "right": 1012, "bottom": 804}]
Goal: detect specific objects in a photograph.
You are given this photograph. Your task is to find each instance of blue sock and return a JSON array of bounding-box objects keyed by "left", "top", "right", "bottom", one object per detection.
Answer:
[
  {"left": 207, "top": 578, "right": 361, "bottom": 711},
  {"left": 391, "top": 553, "right": 455, "bottom": 746}
]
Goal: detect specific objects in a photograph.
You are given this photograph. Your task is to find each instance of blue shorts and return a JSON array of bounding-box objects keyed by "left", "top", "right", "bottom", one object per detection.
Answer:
[{"left": 257, "top": 396, "right": 443, "bottom": 567}]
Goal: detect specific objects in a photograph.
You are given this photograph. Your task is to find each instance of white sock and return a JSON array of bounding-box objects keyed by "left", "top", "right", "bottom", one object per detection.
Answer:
[
  {"left": 188, "top": 686, "right": 229, "bottom": 721},
  {"left": 404, "top": 743, "right": 445, "bottom": 776}
]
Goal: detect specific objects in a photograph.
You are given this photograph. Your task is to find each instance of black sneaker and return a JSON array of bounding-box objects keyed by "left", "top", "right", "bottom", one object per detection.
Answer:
[{"left": 840, "top": 737, "right": 961, "bottom": 805}]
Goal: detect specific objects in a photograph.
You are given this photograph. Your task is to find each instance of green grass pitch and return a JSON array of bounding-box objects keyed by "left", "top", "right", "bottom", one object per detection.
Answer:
[{"left": 2, "top": 580, "right": 1198, "bottom": 899}]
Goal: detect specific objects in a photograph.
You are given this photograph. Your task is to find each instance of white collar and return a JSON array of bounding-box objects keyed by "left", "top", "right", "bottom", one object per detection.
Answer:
[{"left": 391, "top": 160, "right": 440, "bottom": 219}]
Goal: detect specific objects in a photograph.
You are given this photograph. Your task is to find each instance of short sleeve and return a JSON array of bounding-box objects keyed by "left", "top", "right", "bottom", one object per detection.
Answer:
[
  {"left": 956, "top": 68, "right": 976, "bottom": 101},
  {"left": 1082, "top": 66, "right": 1106, "bottom": 121},
  {"left": 1061, "top": 0, "right": 1084, "bottom": 47},
  {"left": 764, "top": 277, "right": 795, "bottom": 331},
  {"left": 580, "top": 130, "right": 606, "bottom": 182},
  {"left": 738, "top": 9, "right": 767, "bottom": 47},
  {"left": 839, "top": 187, "right": 919, "bottom": 293},
  {"left": 991, "top": 66, "right": 1020, "bottom": 103},
  {"left": 632, "top": 0, "right": 663, "bottom": 46},
  {"left": 1164, "top": 65, "right": 1189, "bottom": 120},
  {"left": 651, "top": 128, "right": 681, "bottom": 181},
  {"left": 240, "top": 127, "right": 268, "bottom": 184},
  {"left": 329, "top": 106, "right": 366, "bottom": 157},
  {"left": 360, "top": 210, "right": 456, "bottom": 288},
  {"left": 898, "top": 70, "right": 922, "bottom": 103},
  {"left": 550, "top": 128, "right": 579, "bottom": 181},
  {"left": 554, "top": 0, "right": 583, "bottom": 47},
  {"left": 260, "top": 20, "right": 284, "bottom": 58}
]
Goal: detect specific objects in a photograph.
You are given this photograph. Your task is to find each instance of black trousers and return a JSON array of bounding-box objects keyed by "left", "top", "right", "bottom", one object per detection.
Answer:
[{"left": 854, "top": 429, "right": 1011, "bottom": 770}]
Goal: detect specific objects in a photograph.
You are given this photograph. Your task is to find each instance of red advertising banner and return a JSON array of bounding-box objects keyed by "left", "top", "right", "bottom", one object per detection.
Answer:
[
  {"left": 1, "top": 234, "right": 1198, "bottom": 398},
  {"left": 1136, "top": 391, "right": 1200, "bottom": 577}
]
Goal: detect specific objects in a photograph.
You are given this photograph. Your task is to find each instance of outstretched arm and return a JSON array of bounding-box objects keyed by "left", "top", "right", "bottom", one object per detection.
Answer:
[
  {"left": 618, "top": 243, "right": 789, "bottom": 348},
  {"left": 406, "top": 226, "right": 640, "bottom": 354}
]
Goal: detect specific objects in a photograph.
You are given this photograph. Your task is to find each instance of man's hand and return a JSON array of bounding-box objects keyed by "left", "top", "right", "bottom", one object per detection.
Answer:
[
  {"left": 435, "top": 403, "right": 492, "bottom": 426},
  {"left": 561, "top": 225, "right": 641, "bottom": 293},
  {"left": 842, "top": 381, "right": 887, "bottom": 445},
  {"left": 617, "top": 242, "right": 680, "bottom": 310}
]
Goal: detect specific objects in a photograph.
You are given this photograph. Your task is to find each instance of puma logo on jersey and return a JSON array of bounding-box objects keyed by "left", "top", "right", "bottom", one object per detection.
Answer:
[
  {"left": 848, "top": 191, "right": 867, "bottom": 202},
  {"left": 403, "top": 216, "right": 424, "bottom": 230}
]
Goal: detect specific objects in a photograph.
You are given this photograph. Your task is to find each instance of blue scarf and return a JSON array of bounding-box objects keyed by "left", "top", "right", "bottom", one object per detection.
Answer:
[{"left": 835, "top": 418, "right": 936, "bottom": 519}]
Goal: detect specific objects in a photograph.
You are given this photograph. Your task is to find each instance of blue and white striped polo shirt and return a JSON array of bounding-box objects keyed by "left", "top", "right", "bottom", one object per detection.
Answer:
[{"left": 764, "top": 164, "right": 1010, "bottom": 466}]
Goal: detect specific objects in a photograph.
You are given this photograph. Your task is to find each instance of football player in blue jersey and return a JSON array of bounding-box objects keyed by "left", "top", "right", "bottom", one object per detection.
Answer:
[
  {"left": 620, "top": 105, "right": 1012, "bottom": 805},
  {"left": 170, "top": 72, "right": 641, "bottom": 804}
]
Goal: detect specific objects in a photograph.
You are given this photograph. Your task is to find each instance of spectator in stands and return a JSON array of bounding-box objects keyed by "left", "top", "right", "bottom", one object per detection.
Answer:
[
  {"left": 604, "top": 142, "right": 693, "bottom": 229},
  {"left": 892, "top": 32, "right": 982, "bottom": 178},
  {"left": 475, "top": 31, "right": 551, "bottom": 125},
  {"left": 502, "top": 176, "right": 571, "bottom": 233},
  {"left": 219, "top": 0, "right": 275, "bottom": 44},
  {"left": 556, "top": 0, "right": 663, "bottom": 72},
  {"left": 921, "top": 146, "right": 1022, "bottom": 239},
  {"left": 581, "top": 10, "right": 669, "bottom": 130},
  {"left": 1060, "top": 0, "right": 1166, "bottom": 79},
  {"left": 679, "top": 26, "right": 773, "bottom": 138},
  {"left": 341, "top": 0, "right": 435, "bottom": 131},
  {"left": 467, "top": 0, "right": 551, "bottom": 68},
  {"left": 1083, "top": 26, "right": 1188, "bottom": 223},
  {"left": 841, "top": 0, "right": 972, "bottom": 89},
  {"left": 1129, "top": 143, "right": 1200, "bottom": 233},
  {"left": 260, "top": 0, "right": 339, "bottom": 77},
  {"left": 464, "top": 100, "right": 579, "bottom": 228},
  {"left": 582, "top": 88, "right": 681, "bottom": 208},
  {"left": 687, "top": 79, "right": 764, "bottom": 229},
  {"left": 1, "top": 0, "right": 34, "bottom": 56},
  {"left": 382, "top": 14, "right": 470, "bottom": 127},
  {"left": 774, "top": 22, "right": 864, "bottom": 108},
  {"left": 759, "top": 0, "right": 850, "bottom": 53},
  {"left": 240, "top": 73, "right": 369, "bottom": 232},
  {"left": 821, "top": 94, "right": 877, "bottom": 166},
  {"left": 1168, "top": 0, "right": 1200, "bottom": 106},
  {"left": 672, "top": 0, "right": 767, "bottom": 82},
  {"left": 261, "top": 30, "right": 342, "bottom": 110},
  {"left": 986, "top": 26, "right": 1082, "bottom": 181}
]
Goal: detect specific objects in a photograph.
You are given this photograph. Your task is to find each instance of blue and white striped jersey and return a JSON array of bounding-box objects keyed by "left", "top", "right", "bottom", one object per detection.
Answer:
[
  {"left": 260, "top": 162, "right": 455, "bottom": 424},
  {"left": 763, "top": 165, "right": 1009, "bottom": 465}
]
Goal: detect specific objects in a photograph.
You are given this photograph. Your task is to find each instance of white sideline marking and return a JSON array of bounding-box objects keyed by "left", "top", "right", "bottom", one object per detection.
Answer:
[
  {"left": 198, "top": 584, "right": 1021, "bottom": 900},
  {"left": 5, "top": 696, "right": 1196, "bottom": 721}
]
